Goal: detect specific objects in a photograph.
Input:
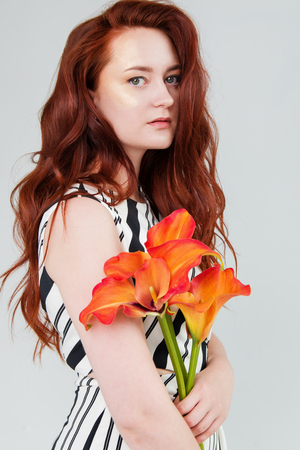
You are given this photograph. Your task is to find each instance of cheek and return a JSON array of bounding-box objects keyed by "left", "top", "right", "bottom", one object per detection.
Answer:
[
  {"left": 99, "top": 94, "right": 143, "bottom": 133},
  {"left": 101, "top": 98, "right": 143, "bottom": 142},
  {"left": 99, "top": 92, "right": 143, "bottom": 128},
  {"left": 106, "top": 85, "right": 140, "bottom": 112}
]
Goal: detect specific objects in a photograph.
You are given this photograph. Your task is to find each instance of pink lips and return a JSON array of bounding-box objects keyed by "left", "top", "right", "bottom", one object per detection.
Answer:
[{"left": 148, "top": 117, "right": 171, "bottom": 129}]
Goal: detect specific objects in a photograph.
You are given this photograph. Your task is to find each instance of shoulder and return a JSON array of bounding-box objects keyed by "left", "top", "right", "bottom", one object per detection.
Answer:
[
  {"left": 59, "top": 194, "right": 116, "bottom": 228},
  {"left": 45, "top": 195, "right": 120, "bottom": 249},
  {"left": 44, "top": 195, "right": 124, "bottom": 286}
]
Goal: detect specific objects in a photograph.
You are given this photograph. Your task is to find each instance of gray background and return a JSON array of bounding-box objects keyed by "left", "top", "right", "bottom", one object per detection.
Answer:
[{"left": 0, "top": 0, "right": 299, "bottom": 448}]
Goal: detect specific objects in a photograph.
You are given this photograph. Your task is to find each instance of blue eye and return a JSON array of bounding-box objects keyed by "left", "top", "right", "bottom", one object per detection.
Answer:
[
  {"left": 128, "top": 77, "right": 146, "bottom": 86},
  {"left": 165, "top": 75, "right": 180, "bottom": 85}
]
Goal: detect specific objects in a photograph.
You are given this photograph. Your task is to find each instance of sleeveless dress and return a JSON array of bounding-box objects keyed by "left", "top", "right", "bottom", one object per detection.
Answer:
[{"left": 38, "top": 183, "right": 227, "bottom": 450}]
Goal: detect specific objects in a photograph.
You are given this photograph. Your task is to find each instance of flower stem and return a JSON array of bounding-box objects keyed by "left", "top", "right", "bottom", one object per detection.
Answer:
[
  {"left": 158, "top": 314, "right": 186, "bottom": 400},
  {"left": 186, "top": 338, "right": 200, "bottom": 395},
  {"left": 159, "top": 316, "right": 205, "bottom": 450},
  {"left": 165, "top": 313, "right": 188, "bottom": 383}
]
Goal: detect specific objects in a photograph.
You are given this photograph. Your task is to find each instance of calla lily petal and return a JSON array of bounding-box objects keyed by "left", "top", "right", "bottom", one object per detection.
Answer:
[
  {"left": 191, "top": 265, "right": 251, "bottom": 307},
  {"left": 180, "top": 300, "right": 217, "bottom": 342},
  {"left": 135, "top": 258, "right": 171, "bottom": 311},
  {"left": 190, "top": 265, "right": 251, "bottom": 342},
  {"left": 168, "top": 291, "right": 195, "bottom": 307},
  {"left": 148, "top": 239, "right": 222, "bottom": 298},
  {"left": 79, "top": 277, "right": 147, "bottom": 328},
  {"left": 169, "top": 292, "right": 215, "bottom": 341},
  {"left": 145, "top": 209, "right": 195, "bottom": 248},
  {"left": 104, "top": 251, "right": 151, "bottom": 280}
]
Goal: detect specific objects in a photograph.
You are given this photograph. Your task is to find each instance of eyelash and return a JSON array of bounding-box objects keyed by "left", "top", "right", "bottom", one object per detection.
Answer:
[
  {"left": 165, "top": 75, "right": 180, "bottom": 85},
  {"left": 128, "top": 75, "right": 180, "bottom": 87}
]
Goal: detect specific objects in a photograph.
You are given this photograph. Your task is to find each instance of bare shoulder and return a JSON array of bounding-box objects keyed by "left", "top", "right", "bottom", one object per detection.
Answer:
[
  {"left": 44, "top": 195, "right": 123, "bottom": 293},
  {"left": 49, "top": 195, "right": 116, "bottom": 230},
  {"left": 45, "top": 195, "right": 120, "bottom": 246}
]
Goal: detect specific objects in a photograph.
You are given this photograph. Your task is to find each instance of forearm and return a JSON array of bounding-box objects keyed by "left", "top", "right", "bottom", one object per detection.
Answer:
[
  {"left": 81, "top": 315, "right": 200, "bottom": 450},
  {"left": 119, "top": 404, "right": 201, "bottom": 450}
]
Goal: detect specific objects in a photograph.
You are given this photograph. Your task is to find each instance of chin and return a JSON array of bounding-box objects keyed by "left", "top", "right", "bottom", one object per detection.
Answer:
[{"left": 150, "top": 137, "right": 174, "bottom": 150}]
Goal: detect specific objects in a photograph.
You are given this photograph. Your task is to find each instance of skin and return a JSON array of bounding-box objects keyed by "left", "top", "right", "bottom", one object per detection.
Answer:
[
  {"left": 90, "top": 27, "right": 180, "bottom": 185},
  {"left": 45, "top": 27, "right": 234, "bottom": 448},
  {"left": 175, "top": 334, "right": 234, "bottom": 444}
]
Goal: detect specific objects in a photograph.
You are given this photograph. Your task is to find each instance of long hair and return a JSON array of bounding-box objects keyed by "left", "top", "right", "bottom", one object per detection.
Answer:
[{"left": 1, "top": 0, "right": 236, "bottom": 358}]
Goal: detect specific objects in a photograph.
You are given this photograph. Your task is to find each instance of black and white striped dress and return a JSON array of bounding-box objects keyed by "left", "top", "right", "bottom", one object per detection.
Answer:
[{"left": 38, "top": 183, "right": 226, "bottom": 450}]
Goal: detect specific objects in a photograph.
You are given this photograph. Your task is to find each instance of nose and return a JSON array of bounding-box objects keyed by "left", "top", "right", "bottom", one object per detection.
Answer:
[{"left": 152, "top": 81, "right": 174, "bottom": 108}]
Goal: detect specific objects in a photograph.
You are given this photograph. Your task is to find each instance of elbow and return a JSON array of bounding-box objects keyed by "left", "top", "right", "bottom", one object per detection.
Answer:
[
  {"left": 117, "top": 412, "right": 151, "bottom": 439},
  {"left": 116, "top": 410, "right": 161, "bottom": 446},
  {"left": 118, "top": 426, "right": 146, "bottom": 448}
]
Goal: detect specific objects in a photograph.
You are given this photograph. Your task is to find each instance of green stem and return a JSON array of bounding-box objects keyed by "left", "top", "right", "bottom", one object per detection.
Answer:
[
  {"left": 186, "top": 340, "right": 206, "bottom": 449},
  {"left": 186, "top": 338, "right": 200, "bottom": 395},
  {"left": 165, "top": 313, "right": 188, "bottom": 383},
  {"left": 158, "top": 314, "right": 186, "bottom": 400},
  {"left": 159, "top": 316, "right": 205, "bottom": 449}
]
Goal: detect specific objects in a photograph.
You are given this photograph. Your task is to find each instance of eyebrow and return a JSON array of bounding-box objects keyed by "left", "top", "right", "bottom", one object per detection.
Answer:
[{"left": 124, "top": 64, "right": 181, "bottom": 73}]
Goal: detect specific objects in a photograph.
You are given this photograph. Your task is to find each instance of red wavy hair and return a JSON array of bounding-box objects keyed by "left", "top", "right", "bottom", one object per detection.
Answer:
[{"left": 1, "top": 0, "right": 236, "bottom": 358}]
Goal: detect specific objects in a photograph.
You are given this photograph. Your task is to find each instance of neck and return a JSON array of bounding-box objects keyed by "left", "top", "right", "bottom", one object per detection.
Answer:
[
  {"left": 111, "top": 161, "right": 145, "bottom": 203},
  {"left": 129, "top": 188, "right": 146, "bottom": 204},
  {"left": 116, "top": 147, "right": 147, "bottom": 202}
]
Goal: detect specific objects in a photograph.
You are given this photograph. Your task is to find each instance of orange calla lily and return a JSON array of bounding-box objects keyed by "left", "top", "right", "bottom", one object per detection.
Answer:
[
  {"left": 104, "top": 251, "right": 150, "bottom": 280},
  {"left": 135, "top": 258, "right": 170, "bottom": 311},
  {"left": 193, "top": 264, "right": 251, "bottom": 342},
  {"left": 173, "top": 264, "right": 251, "bottom": 344},
  {"left": 145, "top": 209, "right": 195, "bottom": 248},
  {"left": 103, "top": 208, "right": 222, "bottom": 300},
  {"left": 168, "top": 291, "right": 215, "bottom": 337},
  {"left": 80, "top": 257, "right": 172, "bottom": 329},
  {"left": 79, "top": 277, "right": 147, "bottom": 327},
  {"left": 148, "top": 239, "right": 222, "bottom": 299}
]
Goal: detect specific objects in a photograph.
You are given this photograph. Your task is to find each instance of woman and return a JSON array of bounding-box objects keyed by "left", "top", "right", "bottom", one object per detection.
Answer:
[{"left": 1, "top": 1, "right": 234, "bottom": 448}]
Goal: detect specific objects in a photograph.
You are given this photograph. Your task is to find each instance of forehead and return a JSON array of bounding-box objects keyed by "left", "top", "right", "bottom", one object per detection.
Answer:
[{"left": 106, "top": 27, "right": 179, "bottom": 69}]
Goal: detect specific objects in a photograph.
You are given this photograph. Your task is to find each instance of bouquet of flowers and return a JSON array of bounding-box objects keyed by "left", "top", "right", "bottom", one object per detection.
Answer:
[{"left": 79, "top": 209, "right": 251, "bottom": 449}]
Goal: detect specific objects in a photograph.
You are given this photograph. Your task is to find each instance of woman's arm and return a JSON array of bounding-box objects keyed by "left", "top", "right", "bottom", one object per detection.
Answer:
[
  {"left": 175, "top": 333, "right": 234, "bottom": 444},
  {"left": 45, "top": 197, "right": 200, "bottom": 450}
]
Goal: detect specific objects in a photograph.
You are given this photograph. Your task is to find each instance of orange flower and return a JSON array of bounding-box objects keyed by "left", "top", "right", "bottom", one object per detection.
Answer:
[
  {"left": 104, "top": 209, "right": 222, "bottom": 300},
  {"left": 172, "top": 264, "right": 251, "bottom": 344},
  {"left": 79, "top": 277, "right": 146, "bottom": 327},
  {"left": 80, "top": 209, "right": 224, "bottom": 329},
  {"left": 145, "top": 209, "right": 195, "bottom": 248},
  {"left": 103, "top": 251, "right": 151, "bottom": 281},
  {"left": 146, "top": 239, "right": 220, "bottom": 299},
  {"left": 104, "top": 209, "right": 196, "bottom": 281},
  {"left": 80, "top": 258, "right": 171, "bottom": 328}
]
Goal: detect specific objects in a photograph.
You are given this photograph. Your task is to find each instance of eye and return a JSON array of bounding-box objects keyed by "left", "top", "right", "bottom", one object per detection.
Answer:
[
  {"left": 128, "top": 77, "right": 147, "bottom": 87},
  {"left": 165, "top": 75, "right": 180, "bottom": 86}
]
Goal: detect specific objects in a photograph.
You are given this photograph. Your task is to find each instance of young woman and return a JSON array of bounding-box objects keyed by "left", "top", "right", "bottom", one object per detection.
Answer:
[{"left": 1, "top": 1, "right": 235, "bottom": 449}]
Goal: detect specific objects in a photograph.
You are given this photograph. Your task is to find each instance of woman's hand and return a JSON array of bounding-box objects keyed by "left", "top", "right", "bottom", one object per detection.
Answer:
[{"left": 174, "top": 333, "right": 234, "bottom": 444}]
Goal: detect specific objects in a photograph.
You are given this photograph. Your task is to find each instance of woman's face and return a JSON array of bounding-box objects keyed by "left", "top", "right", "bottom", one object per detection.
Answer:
[{"left": 91, "top": 27, "right": 180, "bottom": 164}]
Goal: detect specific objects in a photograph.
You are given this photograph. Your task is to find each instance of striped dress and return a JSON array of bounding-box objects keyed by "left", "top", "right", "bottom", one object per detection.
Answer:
[{"left": 38, "top": 183, "right": 227, "bottom": 450}]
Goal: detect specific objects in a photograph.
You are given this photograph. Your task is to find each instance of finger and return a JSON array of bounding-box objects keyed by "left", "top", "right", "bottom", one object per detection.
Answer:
[
  {"left": 195, "top": 418, "right": 221, "bottom": 444},
  {"left": 176, "top": 392, "right": 201, "bottom": 416},
  {"left": 191, "top": 411, "right": 214, "bottom": 436},
  {"left": 181, "top": 402, "right": 210, "bottom": 429}
]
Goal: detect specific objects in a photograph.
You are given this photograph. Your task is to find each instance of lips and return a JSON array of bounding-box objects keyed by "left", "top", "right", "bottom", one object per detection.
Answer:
[
  {"left": 148, "top": 117, "right": 171, "bottom": 124},
  {"left": 147, "top": 117, "right": 171, "bottom": 128}
]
